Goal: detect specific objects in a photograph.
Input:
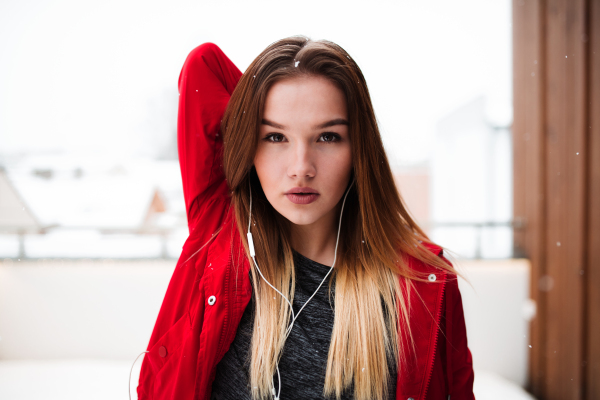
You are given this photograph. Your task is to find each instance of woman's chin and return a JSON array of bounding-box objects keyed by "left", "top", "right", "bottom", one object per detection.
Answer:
[{"left": 278, "top": 209, "right": 323, "bottom": 227}]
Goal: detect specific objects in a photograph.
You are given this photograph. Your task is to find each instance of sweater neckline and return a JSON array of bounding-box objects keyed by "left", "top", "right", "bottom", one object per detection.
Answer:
[{"left": 291, "top": 248, "right": 332, "bottom": 270}]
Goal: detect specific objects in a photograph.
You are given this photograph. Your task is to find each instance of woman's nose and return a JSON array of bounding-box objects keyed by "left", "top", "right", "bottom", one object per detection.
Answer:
[{"left": 287, "top": 142, "right": 316, "bottom": 179}]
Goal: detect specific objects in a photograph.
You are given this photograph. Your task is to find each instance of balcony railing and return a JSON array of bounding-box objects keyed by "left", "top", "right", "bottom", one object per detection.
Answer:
[{"left": 1, "top": 219, "right": 525, "bottom": 261}]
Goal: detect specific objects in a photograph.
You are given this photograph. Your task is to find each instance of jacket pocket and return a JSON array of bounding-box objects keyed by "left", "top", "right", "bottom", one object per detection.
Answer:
[{"left": 147, "top": 313, "right": 190, "bottom": 378}]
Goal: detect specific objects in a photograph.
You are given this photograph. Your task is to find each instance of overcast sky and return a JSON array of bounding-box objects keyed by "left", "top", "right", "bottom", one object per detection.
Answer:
[{"left": 0, "top": 0, "right": 511, "bottom": 166}]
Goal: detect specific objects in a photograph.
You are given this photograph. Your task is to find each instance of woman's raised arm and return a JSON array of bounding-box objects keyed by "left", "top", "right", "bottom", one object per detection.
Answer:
[{"left": 177, "top": 43, "right": 242, "bottom": 229}]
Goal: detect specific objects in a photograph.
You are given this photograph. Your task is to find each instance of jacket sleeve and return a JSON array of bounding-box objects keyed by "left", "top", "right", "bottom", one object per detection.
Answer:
[
  {"left": 445, "top": 276, "right": 475, "bottom": 399},
  {"left": 136, "top": 44, "right": 242, "bottom": 400},
  {"left": 177, "top": 42, "right": 242, "bottom": 230}
]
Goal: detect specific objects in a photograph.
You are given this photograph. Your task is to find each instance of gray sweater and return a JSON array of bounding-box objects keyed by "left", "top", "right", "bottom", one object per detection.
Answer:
[{"left": 211, "top": 249, "right": 397, "bottom": 400}]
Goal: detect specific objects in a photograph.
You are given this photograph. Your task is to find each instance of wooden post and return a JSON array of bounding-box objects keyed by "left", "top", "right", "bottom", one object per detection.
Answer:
[
  {"left": 544, "top": 1, "right": 587, "bottom": 398},
  {"left": 585, "top": 1, "right": 600, "bottom": 398},
  {"left": 513, "top": 0, "right": 600, "bottom": 398},
  {"left": 513, "top": 0, "right": 547, "bottom": 395}
]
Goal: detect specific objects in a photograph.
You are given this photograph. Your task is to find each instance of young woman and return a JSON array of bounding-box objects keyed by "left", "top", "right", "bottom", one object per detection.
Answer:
[{"left": 137, "top": 37, "right": 475, "bottom": 400}]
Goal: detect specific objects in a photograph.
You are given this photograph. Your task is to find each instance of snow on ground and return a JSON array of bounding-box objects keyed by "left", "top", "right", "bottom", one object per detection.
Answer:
[
  {"left": 0, "top": 361, "right": 535, "bottom": 400},
  {"left": 0, "top": 359, "right": 142, "bottom": 400},
  {"left": 473, "top": 370, "right": 536, "bottom": 400}
]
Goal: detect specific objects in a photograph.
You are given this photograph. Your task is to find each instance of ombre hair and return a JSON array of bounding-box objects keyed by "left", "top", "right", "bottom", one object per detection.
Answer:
[{"left": 221, "top": 36, "right": 454, "bottom": 400}]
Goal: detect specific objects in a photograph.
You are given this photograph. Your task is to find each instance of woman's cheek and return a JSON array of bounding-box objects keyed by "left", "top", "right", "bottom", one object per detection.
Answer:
[
  {"left": 255, "top": 150, "right": 284, "bottom": 195},
  {"left": 264, "top": 151, "right": 286, "bottom": 181},
  {"left": 328, "top": 148, "right": 352, "bottom": 177}
]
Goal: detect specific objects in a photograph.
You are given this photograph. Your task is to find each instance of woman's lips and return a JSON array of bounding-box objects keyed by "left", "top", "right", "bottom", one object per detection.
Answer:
[
  {"left": 284, "top": 187, "right": 319, "bottom": 204},
  {"left": 286, "top": 193, "right": 319, "bottom": 204},
  {"left": 285, "top": 193, "right": 319, "bottom": 204}
]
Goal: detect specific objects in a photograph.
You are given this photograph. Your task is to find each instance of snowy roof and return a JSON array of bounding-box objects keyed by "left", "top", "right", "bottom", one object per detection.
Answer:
[
  {"left": 4, "top": 154, "right": 186, "bottom": 231},
  {"left": 0, "top": 168, "right": 41, "bottom": 231}
]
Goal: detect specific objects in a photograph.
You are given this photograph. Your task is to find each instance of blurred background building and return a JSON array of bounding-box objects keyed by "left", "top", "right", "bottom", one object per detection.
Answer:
[{"left": 1, "top": 0, "right": 597, "bottom": 399}]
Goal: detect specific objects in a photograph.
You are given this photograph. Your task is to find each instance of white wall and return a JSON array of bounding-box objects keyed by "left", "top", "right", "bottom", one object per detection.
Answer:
[
  {"left": 0, "top": 260, "right": 172, "bottom": 360},
  {"left": 1, "top": 258, "right": 531, "bottom": 389},
  {"left": 458, "top": 259, "right": 531, "bottom": 387}
]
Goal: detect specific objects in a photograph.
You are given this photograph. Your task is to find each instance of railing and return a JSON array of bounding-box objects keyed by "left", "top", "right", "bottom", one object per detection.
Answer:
[
  {"left": 0, "top": 225, "right": 184, "bottom": 260},
  {"left": 1, "top": 219, "right": 525, "bottom": 261},
  {"left": 425, "top": 219, "right": 524, "bottom": 259}
]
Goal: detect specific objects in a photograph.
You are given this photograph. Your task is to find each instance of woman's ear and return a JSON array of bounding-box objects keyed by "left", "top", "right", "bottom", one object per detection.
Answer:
[
  {"left": 249, "top": 166, "right": 262, "bottom": 189},
  {"left": 348, "top": 171, "right": 356, "bottom": 187}
]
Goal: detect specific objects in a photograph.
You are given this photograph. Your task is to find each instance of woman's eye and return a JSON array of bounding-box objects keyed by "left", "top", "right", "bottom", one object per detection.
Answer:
[
  {"left": 319, "top": 132, "right": 341, "bottom": 143},
  {"left": 264, "top": 133, "right": 285, "bottom": 142}
]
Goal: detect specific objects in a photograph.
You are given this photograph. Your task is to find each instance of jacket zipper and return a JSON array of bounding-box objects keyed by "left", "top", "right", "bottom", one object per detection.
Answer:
[
  {"left": 203, "top": 247, "right": 234, "bottom": 400},
  {"left": 419, "top": 275, "right": 447, "bottom": 400}
]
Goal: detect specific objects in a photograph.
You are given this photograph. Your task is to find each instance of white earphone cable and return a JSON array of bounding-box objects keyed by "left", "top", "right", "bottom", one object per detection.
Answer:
[
  {"left": 247, "top": 178, "right": 354, "bottom": 400},
  {"left": 283, "top": 179, "right": 353, "bottom": 339},
  {"left": 248, "top": 185, "right": 296, "bottom": 317},
  {"left": 129, "top": 350, "right": 149, "bottom": 400}
]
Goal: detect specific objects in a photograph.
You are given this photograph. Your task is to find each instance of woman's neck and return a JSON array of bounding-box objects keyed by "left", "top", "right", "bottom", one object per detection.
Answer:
[{"left": 289, "top": 203, "right": 341, "bottom": 267}]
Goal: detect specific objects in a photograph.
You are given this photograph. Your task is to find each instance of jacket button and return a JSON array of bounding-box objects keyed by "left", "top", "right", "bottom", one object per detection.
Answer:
[
  {"left": 428, "top": 273, "right": 437, "bottom": 282},
  {"left": 208, "top": 295, "right": 216, "bottom": 305},
  {"left": 159, "top": 346, "right": 168, "bottom": 358}
]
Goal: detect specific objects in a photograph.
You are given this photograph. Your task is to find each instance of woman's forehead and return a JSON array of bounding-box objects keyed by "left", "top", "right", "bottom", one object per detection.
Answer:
[{"left": 262, "top": 76, "right": 347, "bottom": 129}]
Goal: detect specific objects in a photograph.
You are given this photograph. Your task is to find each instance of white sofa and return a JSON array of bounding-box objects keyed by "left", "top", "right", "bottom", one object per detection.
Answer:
[{"left": 0, "top": 258, "right": 535, "bottom": 399}]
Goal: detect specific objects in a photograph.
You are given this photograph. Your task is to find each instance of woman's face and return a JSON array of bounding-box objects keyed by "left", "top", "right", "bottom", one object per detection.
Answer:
[{"left": 254, "top": 75, "right": 352, "bottom": 228}]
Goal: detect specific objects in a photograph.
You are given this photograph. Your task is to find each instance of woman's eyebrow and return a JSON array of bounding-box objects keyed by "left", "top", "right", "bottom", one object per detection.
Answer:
[
  {"left": 314, "top": 118, "right": 349, "bottom": 129},
  {"left": 261, "top": 118, "right": 349, "bottom": 130},
  {"left": 261, "top": 119, "right": 286, "bottom": 129}
]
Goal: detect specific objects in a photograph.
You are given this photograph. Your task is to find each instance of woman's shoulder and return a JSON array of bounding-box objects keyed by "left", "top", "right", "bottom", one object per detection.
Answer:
[
  {"left": 419, "top": 241, "right": 443, "bottom": 257},
  {"left": 404, "top": 240, "right": 456, "bottom": 279}
]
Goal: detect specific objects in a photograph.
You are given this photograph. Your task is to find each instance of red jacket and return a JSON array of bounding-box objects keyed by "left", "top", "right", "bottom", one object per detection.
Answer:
[{"left": 137, "top": 43, "right": 475, "bottom": 400}]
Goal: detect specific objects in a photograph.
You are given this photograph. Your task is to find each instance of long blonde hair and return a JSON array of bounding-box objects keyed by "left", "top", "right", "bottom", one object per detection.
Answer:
[{"left": 221, "top": 36, "right": 454, "bottom": 400}]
